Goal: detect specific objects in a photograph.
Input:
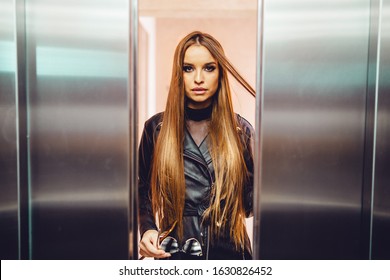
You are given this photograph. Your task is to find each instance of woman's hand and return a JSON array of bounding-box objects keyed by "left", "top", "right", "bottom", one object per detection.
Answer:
[{"left": 139, "top": 230, "right": 171, "bottom": 259}]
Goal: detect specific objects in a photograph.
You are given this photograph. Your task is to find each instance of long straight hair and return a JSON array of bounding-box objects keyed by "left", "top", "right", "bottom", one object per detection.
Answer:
[{"left": 151, "top": 31, "right": 255, "bottom": 249}]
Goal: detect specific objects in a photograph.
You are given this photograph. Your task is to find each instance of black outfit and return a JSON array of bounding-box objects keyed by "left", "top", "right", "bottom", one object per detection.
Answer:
[{"left": 138, "top": 105, "right": 255, "bottom": 260}]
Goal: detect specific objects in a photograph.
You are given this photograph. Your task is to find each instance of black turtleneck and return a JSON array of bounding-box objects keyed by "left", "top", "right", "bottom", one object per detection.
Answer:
[{"left": 185, "top": 105, "right": 212, "bottom": 121}]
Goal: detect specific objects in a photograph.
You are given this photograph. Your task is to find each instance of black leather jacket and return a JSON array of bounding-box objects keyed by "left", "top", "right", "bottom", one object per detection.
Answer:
[{"left": 138, "top": 112, "right": 254, "bottom": 259}]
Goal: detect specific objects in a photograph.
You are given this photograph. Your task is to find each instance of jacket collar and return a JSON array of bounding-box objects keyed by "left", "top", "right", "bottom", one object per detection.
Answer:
[{"left": 184, "top": 129, "right": 213, "bottom": 172}]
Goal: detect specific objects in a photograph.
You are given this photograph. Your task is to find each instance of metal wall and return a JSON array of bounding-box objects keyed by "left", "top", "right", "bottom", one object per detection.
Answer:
[
  {"left": 0, "top": 0, "right": 19, "bottom": 260},
  {"left": 255, "top": 0, "right": 389, "bottom": 260},
  {"left": 255, "top": 0, "right": 371, "bottom": 259},
  {"left": 0, "top": 0, "right": 136, "bottom": 259}
]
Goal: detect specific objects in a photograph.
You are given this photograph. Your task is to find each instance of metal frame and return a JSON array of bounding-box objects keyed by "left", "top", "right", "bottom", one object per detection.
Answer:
[
  {"left": 362, "top": 0, "right": 383, "bottom": 260},
  {"left": 129, "top": 0, "right": 139, "bottom": 260},
  {"left": 15, "top": 0, "right": 29, "bottom": 260},
  {"left": 253, "top": 0, "right": 264, "bottom": 260}
]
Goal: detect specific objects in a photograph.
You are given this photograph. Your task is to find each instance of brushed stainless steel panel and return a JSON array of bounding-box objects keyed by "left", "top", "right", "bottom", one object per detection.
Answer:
[
  {"left": 257, "top": 0, "right": 370, "bottom": 259},
  {"left": 372, "top": 0, "right": 390, "bottom": 260},
  {"left": 0, "top": 0, "right": 18, "bottom": 259},
  {"left": 26, "top": 0, "right": 131, "bottom": 259}
]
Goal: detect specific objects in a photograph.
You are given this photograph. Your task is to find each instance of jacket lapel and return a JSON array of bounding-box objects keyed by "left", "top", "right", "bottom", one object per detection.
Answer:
[
  {"left": 183, "top": 129, "right": 206, "bottom": 162},
  {"left": 184, "top": 129, "right": 215, "bottom": 180}
]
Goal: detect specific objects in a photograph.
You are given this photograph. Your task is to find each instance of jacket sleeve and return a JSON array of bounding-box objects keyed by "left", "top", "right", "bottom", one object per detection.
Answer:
[
  {"left": 138, "top": 121, "right": 158, "bottom": 236},
  {"left": 238, "top": 115, "right": 255, "bottom": 218}
]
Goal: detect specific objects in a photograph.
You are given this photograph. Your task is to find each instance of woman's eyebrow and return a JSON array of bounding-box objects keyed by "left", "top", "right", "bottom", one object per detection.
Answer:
[
  {"left": 183, "top": 62, "right": 217, "bottom": 66},
  {"left": 204, "top": 62, "right": 217, "bottom": 66}
]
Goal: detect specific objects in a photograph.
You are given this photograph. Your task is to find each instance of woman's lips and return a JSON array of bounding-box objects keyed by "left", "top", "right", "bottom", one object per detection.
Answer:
[{"left": 192, "top": 87, "right": 207, "bottom": 94}]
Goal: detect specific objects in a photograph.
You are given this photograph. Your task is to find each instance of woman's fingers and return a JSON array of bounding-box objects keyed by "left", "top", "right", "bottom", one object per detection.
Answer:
[
  {"left": 139, "top": 247, "right": 170, "bottom": 259},
  {"left": 139, "top": 230, "right": 171, "bottom": 259}
]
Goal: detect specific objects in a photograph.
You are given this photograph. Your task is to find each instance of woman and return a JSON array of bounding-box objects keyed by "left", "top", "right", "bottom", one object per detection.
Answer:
[{"left": 138, "top": 31, "right": 255, "bottom": 260}]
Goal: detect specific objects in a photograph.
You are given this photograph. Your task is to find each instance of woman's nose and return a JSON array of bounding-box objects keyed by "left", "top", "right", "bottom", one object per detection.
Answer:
[{"left": 194, "top": 70, "right": 203, "bottom": 84}]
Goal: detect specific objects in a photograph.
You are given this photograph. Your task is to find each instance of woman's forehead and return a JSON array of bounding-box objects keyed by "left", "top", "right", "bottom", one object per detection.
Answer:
[{"left": 183, "top": 45, "right": 216, "bottom": 64}]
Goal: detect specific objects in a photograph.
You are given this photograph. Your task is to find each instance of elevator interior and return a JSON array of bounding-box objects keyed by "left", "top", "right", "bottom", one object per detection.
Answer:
[{"left": 0, "top": 0, "right": 389, "bottom": 259}]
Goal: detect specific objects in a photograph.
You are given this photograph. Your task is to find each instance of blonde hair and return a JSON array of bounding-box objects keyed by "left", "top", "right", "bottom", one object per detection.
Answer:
[{"left": 151, "top": 31, "right": 255, "bottom": 249}]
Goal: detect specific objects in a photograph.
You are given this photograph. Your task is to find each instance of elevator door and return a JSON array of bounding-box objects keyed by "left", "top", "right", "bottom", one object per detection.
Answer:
[
  {"left": 0, "top": 0, "right": 18, "bottom": 260},
  {"left": 254, "top": 0, "right": 389, "bottom": 259},
  {"left": 0, "top": 0, "right": 136, "bottom": 260}
]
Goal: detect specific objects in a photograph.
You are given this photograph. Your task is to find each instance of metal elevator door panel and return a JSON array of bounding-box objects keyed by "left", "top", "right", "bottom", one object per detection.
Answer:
[
  {"left": 256, "top": 0, "right": 370, "bottom": 259},
  {"left": 0, "top": 0, "right": 18, "bottom": 260},
  {"left": 25, "top": 0, "right": 132, "bottom": 259}
]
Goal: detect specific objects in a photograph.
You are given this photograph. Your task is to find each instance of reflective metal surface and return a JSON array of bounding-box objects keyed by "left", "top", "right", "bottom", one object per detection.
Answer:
[
  {"left": 256, "top": 0, "right": 371, "bottom": 259},
  {"left": 15, "top": 0, "right": 29, "bottom": 260},
  {"left": 25, "top": 0, "right": 131, "bottom": 259},
  {"left": 253, "top": 0, "right": 264, "bottom": 260},
  {"left": 361, "top": 0, "right": 381, "bottom": 260},
  {"left": 0, "top": 0, "right": 18, "bottom": 259},
  {"left": 129, "top": 0, "right": 138, "bottom": 260},
  {"left": 372, "top": 0, "right": 390, "bottom": 260}
]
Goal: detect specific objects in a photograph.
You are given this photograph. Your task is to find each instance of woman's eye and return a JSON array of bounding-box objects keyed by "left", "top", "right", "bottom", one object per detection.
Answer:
[
  {"left": 204, "top": 65, "right": 216, "bottom": 72},
  {"left": 183, "top": 65, "right": 193, "bottom": 72}
]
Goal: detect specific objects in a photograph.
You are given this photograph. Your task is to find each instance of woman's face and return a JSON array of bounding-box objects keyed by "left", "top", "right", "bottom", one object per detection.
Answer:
[{"left": 183, "top": 45, "right": 219, "bottom": 109}]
